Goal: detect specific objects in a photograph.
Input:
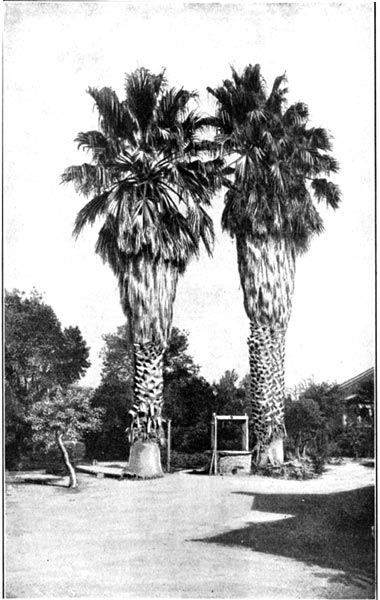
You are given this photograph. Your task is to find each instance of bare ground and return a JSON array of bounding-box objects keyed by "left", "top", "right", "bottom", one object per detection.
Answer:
[{"left": 5, "top": 459, "right": 375, "bottom": 598}]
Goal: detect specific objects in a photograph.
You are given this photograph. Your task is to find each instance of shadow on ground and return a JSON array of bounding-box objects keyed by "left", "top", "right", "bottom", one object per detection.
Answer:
[
  {"left": 361, "top": 460, "right": 375, "bottom": 468},
  {"left": 194, "top": 485, "right": 375, "bottom": 592},
  {"left": 5, "top": 472, "right": 94, "bottom": 492}
]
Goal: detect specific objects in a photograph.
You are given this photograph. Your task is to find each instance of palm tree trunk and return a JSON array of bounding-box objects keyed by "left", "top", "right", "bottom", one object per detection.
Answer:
[
  {"left": 248, "top": 324, "right": 286, "bottom": 465},
  {"left": 134, "top": 341, "right": 164, "bottom": 410},
  {"left": 120, "top": 257, "right": 178, "bottom": 478},
  {"left": 123, "top": 341, "right": 165, "bottom": 479},
  {"left": 237, "top": 235, "right": 295, "bottom": 466},
  {"left": 56, "top": 433, "right": 77, "bottom": 488}
]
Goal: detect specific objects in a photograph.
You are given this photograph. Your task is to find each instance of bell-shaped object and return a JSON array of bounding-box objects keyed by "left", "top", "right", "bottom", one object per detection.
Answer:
[{"left": 122, "top": 440, "right": 164, "bottom": 479}]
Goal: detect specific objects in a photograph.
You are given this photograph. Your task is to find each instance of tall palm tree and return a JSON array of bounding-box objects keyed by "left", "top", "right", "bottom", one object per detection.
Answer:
[
  {"left": 62, "top": 68, "right": 221, "bottom": 477},
  {"left": 207, "top": 64, "right": 341, "bottom": 465}
]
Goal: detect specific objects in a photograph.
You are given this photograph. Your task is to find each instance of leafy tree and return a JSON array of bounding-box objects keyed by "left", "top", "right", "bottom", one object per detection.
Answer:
[
  {"left": 86, "top": 326, "right": 201, "bottom": 460},
  {"left": 5, "top": 289, "right": 90, "bottom": 396},
  {"left": 62, "top": 67, "right": 222, "bottom": 478},
  {"left": 336, "top": 373, "right": 374, "bottom": 458},
  {"left": 284, "top": 381, "right": 372, "bottom": 463},
  {"left": 211, "top": 370, "right": 251, "bottom": 450},
  {"left": 85, "top": 325, "right": 133, "bottom": 461},
  {"left": 356, "top": 373, "right": 375, "bottom": 403},
  {"left": 100, "top": 325, "right": 133, "bottom": 384},
  {"left": 337, "top": 423, "right": 374, "bottom": 459},
  {"left": 207, "top": 64, "right": 341, "bottom": 465},
  {"left": 5, "top": 381, "right": 25, "bottom": 466},
  {"left": 5, "top": 289, "right": 91, "bottom": 467},
  {"left": 285, "top": 397, "right": 324, "bottom": 460},
  {"left": 85, "top": 380, "right": 133, "bottom": 462},
  {"left": 59, "top": 326, "right": 92, "bottom": 386},
  {"left": 164, "top": 374, "right": 215, "bottom": 454},
  {"left": 26, "top": 386, "right": 103, "bottom": 488},
  {"left": 163, "top": 328, "right": 213, "bottom": 454},
  {"left": 164, "top": 328, "right": 199, "bottom": 382},
  {"left": 300, "top": 382, "right": 344, "bottom": 440},
  {"left": 164, "top": 368, "right": 251, "bottom": 455},
  {"left": 214, "top": 370, "right": 248, "bottom": 414}
]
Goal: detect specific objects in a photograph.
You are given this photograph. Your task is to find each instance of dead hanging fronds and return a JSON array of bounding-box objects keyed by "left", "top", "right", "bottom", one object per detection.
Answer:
[{"left": 119, "top": 255, "right": 179, "bottom": 345}]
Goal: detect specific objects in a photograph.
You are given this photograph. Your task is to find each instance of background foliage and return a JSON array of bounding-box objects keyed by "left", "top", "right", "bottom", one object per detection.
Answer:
[
  {"left": 5, "top": 293, "right": 374, "bottom": 470},
  {"left": 5, "top": 289, "right": 91, "bottom": 468}
]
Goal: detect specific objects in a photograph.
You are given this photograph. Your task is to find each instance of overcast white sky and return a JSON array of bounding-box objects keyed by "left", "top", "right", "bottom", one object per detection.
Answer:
[{"left": 4, "top": 2, "right": 375, "bottom": 391}]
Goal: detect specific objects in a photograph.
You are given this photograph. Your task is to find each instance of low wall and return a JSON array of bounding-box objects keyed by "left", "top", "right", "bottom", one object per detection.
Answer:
[{"left": 218, "top": 451, "right": 252, "bottom": 475}]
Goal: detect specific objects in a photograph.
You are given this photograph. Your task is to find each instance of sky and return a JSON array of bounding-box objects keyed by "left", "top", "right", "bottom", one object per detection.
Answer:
[{"left": 4, "top": 2, "right": 375, "bottom": 392}]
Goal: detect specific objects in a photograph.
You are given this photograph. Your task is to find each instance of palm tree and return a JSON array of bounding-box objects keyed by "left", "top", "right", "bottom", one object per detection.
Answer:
[
  {"left": 207, "top": 64, "right": 341, "bottom": 465},
  {"left": 62, "top": 68, "right": 221, "bottom": 478}
]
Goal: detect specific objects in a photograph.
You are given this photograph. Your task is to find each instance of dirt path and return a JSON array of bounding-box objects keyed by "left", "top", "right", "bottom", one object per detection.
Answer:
[{"left": 5, "top": 459, "right": 374, "bottom": 598}]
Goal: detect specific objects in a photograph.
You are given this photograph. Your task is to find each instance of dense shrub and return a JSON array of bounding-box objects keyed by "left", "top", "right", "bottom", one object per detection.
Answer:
[
  {"left": 166, "top": 451, "right": 211, "bottom": 472},
  {"left": 84, "top": 380, "right": 132, "bottom": 461},
  {"left": 255, "top": 459, "right": 318, "bottom": 480},
  {"left": 337, "top": 423, "right": 374, "bottom": 458},
  {"left": 5, "top": 290, "right": 90, "bottom": 469}
]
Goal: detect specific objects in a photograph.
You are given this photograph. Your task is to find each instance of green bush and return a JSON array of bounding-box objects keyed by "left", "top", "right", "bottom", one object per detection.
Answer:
[
  {"left": 337, "top": 423, "right": 374, "bottom": 458},
  {"left": 166, "top": 451, "right": 211, "bottom": 471},
  {"left": 310, "top": 452, "right": 327, "bottom": 475},
  {"left": 255, "top": 460, "right": 317, "bottom": 480},
  {"left": 325, "top": 440, "right": 343, "bottom": 458}
]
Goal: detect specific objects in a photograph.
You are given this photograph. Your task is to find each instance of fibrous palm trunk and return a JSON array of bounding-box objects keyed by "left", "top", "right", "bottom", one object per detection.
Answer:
[
  {"left": 121, "top": 257, "right": 178, "bottom": 478},
  {"left": 122, "top": 341, "right": 166, "bottom": 478},
  {"left": 237, "top": 235, "right": 295, "bottom": 465}
]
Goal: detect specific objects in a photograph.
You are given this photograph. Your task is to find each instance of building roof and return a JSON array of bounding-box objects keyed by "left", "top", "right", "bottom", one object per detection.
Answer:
[{"left": 338, "top": 367, "right": 374, "bottom": 399}]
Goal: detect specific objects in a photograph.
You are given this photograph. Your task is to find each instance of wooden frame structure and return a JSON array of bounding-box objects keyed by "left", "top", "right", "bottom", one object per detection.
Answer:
[
  {"left": 166, "top": 419, "right": 172, "bottom": 472},
  {"left": 209, "top": 413, "right": 250, "bottom": 474}
]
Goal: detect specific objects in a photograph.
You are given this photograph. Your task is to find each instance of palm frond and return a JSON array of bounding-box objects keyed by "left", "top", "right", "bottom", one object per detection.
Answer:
[
  {"left": 158, "top": 88, "right": 195, "bottom": 127},
  {"left": 124, "top": 67, "right": 165, "bottom": 137},
  {"left": 61, "top": 164, "right": 111, "bottom": 196},
  {"left": 209, "top": 63, "right": 341, "bottom": 244},
  {"left": 74, "top": 130, "right": 120, "bottom": 162},
  {"left": 73, "top": 191, "right": 112, "bottom": 238},
  {"left": 267, "top": 73, "right": 288, "bottom": 114},
  {"left": 304, "top": 127, "right": 332, "bottom": 152},
  {"left": 311, "top": 179, "right": 341, "bottom": 209},
  {"left": 242, "top": 64, "right": 266, "bottom": 97},
  {"left": 75, "top": 130, "right": 107, "bottom": 152},
  {"left": 283, "top": 102, "right": 309, "bottom": 127},
  {"left": 87, "top": 87, "right": 131, "bottom": 140},
  {"left": 95, "top": 215, "right": 125, "bottom": 277}
]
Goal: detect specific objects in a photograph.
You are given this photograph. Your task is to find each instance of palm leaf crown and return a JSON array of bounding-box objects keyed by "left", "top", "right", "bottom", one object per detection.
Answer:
[
  {"left": 62, "top": 67, "right": 223, "bottom": 275},
  {"left": 207, "top": 64, "right": 341, "bottom": 252}
]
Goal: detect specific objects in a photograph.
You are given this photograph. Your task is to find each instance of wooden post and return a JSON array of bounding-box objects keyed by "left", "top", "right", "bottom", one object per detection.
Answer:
[
  {"left": 214, "top": 413, "right": 218, "bottom": 474},
  {"left": 167, "top": 419, "right": 171, "bottom": 473},
  {"left": 242, "top": 414, "right": 249, "bottom": 451}
]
